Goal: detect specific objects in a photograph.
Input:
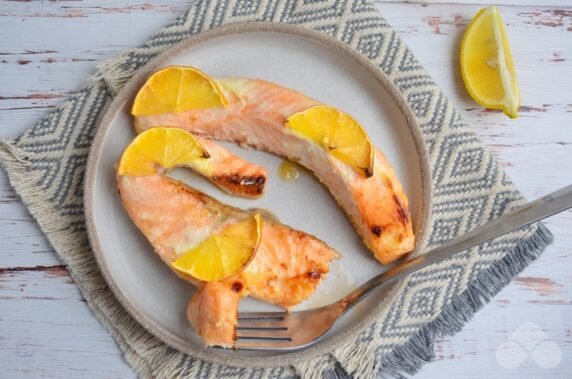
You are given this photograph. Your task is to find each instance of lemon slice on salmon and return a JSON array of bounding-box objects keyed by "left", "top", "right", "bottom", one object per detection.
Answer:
[
  {"left": 118, "top": 127, "right": 209, "bottom": 176},
  {"left": 172, "top": 214, "right": 262, "bottom": 281},
  {"left": 131, "top": 66, "right": 227, "bottom": 116},
  {"left": 285, "top": 105, "right": 374, "bottom": 177},
  {"left": 461, "top": 6, "right": 520, "bottom": 118}
]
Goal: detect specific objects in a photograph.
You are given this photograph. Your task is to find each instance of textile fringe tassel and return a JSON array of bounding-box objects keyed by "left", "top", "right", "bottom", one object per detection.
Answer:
[
  {"left": 294, "top": 354, "right": 348, "bottom": 379},
  {"left": 0, "top": 141, "right": 50, "bottom": 214},
  {"left": 92, "top": 54, "right": 136, "bottom": 96}
]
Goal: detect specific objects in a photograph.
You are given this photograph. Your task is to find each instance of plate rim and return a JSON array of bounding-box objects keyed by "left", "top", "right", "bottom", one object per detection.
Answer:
[{"left": 84, "top": 22, "right": 433, "bottom": 369}]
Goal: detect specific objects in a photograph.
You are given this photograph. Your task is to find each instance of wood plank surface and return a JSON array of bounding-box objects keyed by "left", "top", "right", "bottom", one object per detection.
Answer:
[{"left": 1, "top": 1, "right": 571, "bottom": 378}]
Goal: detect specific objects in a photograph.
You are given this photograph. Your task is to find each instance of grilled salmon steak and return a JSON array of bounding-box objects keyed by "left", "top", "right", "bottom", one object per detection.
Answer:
[
  {"left": 118, "top": 126, "right": 267, "bottom": 198},
  {"left": 117, "top": 134, "right": 339, "bottom": 347},
  {"left": 134, "top": 70, "right": 415, "bottom": 264}
]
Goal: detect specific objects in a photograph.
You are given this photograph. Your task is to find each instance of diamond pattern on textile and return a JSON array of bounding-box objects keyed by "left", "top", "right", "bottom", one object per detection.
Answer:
[{"left": 0, "top": 1, "right": 553, "bottom": 378}]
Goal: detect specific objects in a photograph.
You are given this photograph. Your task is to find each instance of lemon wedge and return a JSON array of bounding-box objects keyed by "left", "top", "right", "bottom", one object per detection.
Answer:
[
  {"left": 172, "top": 214, "right": 262, "bottom": 281},
  {"left": 461, "top": 6, "right": 520, "bottom": 118},
  {"left": 285, "top": 105, "right": 374, "bottom": 177},
  {"left": 131, "top": 66, "right": 227, "bottom": 116},
  {"left": 117, "top": 127, "right": 209, "bottom": 176}
]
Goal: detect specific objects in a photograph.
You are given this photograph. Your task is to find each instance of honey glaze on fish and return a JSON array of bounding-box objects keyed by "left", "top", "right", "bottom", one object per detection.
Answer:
[{"left": 278, "top": 160, "right": 300, "bottom": 181}]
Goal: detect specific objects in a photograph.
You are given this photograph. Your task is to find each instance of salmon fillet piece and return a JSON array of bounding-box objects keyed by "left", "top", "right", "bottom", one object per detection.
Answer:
[
  {"left": 187, "top": 281, "right": 239, "bottom": 346},
  {"left": 134, "top": 77, "right": 415, "bottom": 264},
  {"left": 118, "top": 174, "right": 339, "bottom": 347},
  {"left": 185, "top": 135, "right": 267, "bottom": 198}
]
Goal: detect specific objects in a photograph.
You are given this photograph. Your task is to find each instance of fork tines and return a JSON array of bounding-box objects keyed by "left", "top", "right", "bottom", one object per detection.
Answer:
[{"left": 235, "top": 311, "right": 292, "bottom": 345}]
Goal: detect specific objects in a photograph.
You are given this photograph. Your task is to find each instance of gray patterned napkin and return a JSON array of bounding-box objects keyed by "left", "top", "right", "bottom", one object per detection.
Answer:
[{"left": 0, "top": 0, "right": 552, "bottom": 377}]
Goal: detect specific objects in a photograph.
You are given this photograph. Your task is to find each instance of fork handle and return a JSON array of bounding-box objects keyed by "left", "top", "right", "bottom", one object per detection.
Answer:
[{"left": 340, "top": 184, "right": 572, "bottom": 309}]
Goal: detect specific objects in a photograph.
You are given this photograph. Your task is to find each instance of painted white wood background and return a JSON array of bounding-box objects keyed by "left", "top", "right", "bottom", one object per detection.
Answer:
[{"left": 1, "top": 0, "right": 571, "bottom": 378}]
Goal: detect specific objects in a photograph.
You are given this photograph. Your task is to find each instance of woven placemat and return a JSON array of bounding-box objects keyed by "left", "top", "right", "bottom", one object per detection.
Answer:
[{"left": 0, "top": 0, "right": 553, "bottom": 378}]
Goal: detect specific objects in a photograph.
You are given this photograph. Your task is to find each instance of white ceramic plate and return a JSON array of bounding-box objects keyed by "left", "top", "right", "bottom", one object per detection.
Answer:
[{"left": 85, "top": 23, "right": 431, "bottom": 368}]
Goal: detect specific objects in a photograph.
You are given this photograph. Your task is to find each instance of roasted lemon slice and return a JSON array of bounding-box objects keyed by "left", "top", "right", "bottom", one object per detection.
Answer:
[
  {"left": 461, "top": 6, "right": 520, "bottom": 118},
  {"left": 285, "top": 105, "right": 374, "bottom": 177},
  {"left": 172, "top": 214, "right": 262, "bottom": 281},
  {"left": 131, "top": 66, "right": 227, "bottom": 116},
  {"left": 117, "top": 127, "right": 209, "bottom": 176}
]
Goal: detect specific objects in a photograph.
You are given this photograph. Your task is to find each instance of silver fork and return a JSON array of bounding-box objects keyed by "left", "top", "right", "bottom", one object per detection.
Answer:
[{"left": 234, "top": 185, "right": 572, "bottom": 350}]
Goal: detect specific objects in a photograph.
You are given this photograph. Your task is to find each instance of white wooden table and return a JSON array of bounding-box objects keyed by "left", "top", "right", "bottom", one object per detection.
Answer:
[{"left": 1, "top": 1, "right": 571, "bottom": 377}]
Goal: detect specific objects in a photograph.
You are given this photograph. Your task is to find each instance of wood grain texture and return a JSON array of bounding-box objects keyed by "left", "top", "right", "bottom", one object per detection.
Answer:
[{"left": 0, "top": 1, "right": 571, "bottom": 378}]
